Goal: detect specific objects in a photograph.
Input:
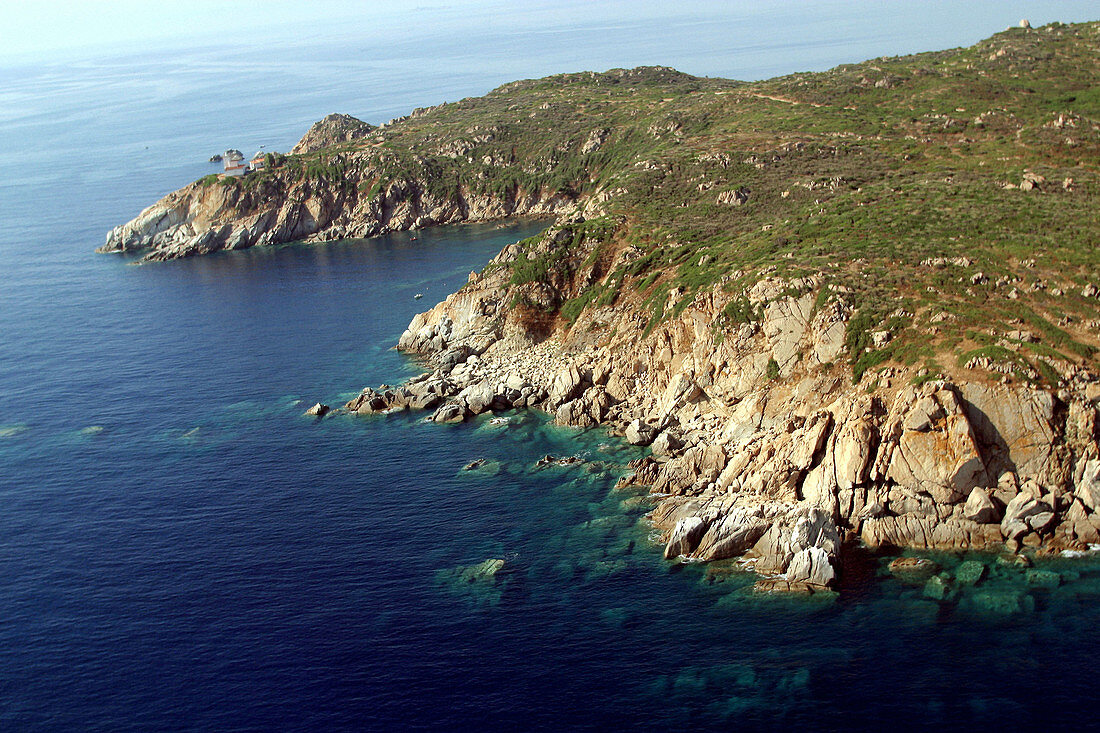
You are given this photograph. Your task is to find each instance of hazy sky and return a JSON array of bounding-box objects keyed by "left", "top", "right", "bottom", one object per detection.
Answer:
[{"left": 3, "top": 0, "right": 1098, "bottom": 66}]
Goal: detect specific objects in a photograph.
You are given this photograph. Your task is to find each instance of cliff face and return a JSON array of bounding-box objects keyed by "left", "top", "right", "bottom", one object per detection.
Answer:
[
  {"left": 103, "top": 24, "right": 1100, "bottom": 593},
  {"left": 98, "top": 167, "right": 576, "bottom": 262},
  {"left": 343, "top": 220, "right": 1100, "bottom": 595},
  {"left": 101, "top": 66, "right": 727, "bottom": 262}
]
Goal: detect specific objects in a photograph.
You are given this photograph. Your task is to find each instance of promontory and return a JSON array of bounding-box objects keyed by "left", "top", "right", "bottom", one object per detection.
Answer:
[{"left": 104, "top": 22, "right": 1100, "bottom": 594}]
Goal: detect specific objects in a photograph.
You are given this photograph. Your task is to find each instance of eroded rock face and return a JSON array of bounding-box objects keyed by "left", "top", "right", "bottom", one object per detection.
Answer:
[
  {"left": 880, "top": 387, "right": 988, "bottom": 505},
  {"left": 333, "top": 234, "right": 1100, "bottom": 594},
  {"left": 100, "top": 162, "right": 575, "bottom": 262}
]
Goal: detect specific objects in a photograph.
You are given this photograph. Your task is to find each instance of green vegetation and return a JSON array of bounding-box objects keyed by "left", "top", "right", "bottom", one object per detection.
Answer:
[{"left": 237, "top": 24, "right": 1100, "bottom": 383}]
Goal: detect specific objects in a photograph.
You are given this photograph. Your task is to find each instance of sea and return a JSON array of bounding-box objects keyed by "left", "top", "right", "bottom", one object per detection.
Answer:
[{"left": 3, "top": 3, "right": 1100, "bottom": 730}]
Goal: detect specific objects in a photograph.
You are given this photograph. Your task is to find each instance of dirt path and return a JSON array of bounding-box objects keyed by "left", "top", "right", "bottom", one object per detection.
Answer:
[{"left": 749, "top": 93, "right": 826, "bottom": 108}]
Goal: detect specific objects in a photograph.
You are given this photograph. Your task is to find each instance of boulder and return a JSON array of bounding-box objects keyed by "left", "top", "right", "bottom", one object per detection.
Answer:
[
  {"left": 304, "top": 403, "right": 329, "bottom": 417},
  {"left": 664, "top": 516, "right": 708, "bottom": 559},
  {"left": 1028, "top": 511, "right": 1055, "bottom": 532},
  {"left": 658, "top": 372, "right": 703, "bottom": 417},
  {"left": 786, "top": 546, "right": 836, "bottom": 587},
  {"left": 1001, "top": 492, "right": 1051, "bottom": 533},
  {"left": 761, "top": 292, "right": 815, "bottom": 375},
  {"left": 884, "top": 388, "right": 987, "bottom": 504},
  {"left": 409, "top": 392, "right": 443, "bottom": 410},
  {"left": 960, "top": 384, "right": 1056, "bottom": 484},
  {"left": 548, "top": 364, "right": 585, "bottom": 408},
  {"left": 833, "top": 418, "right": 875, "bottom": 490},
  {"left": 430, "top": 402, "right": 466, "bottom": 423},
  {"left": 692, "top": 512, "right": 768, "bottom": 560},
  {"left": 459, "top": 382, "right": 496, "bottom": 415},
  {"left": 963, "top": 488, "right": 1000, "bottom": 524},
  {"left": 651, "top": 430, "right": 683, "bottom": 457},
  {"left": 625, "top": 419, "right": 658, "bottom": 446},
  {"left": 1076, "top": 459, "right": 1100, "bottom": 512},
  {"left": 556, "top": 398, "right": 596, "bottom": 428},
  {"left": 749, "top": 507, "right": 840, "bottom": 574}
]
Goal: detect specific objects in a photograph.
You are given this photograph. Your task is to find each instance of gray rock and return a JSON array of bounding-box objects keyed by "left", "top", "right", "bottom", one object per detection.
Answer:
[
  {"left": 1001, "top": 493, "right": 1051, "bottom": 538},
  {"left": 664, "top": 516, "right": 708, "bottom": 559},
  {"left": 1028, "top": 511, "right": 1055, "bottom": 532},
  {"left": 460, "top": 381, "right": 495, "bottom": 415},
  {"left": 786, "top": 546, "right": 836, "bottom": 587},
  {"left": 304, "top": 403, "right": 329, "bottom": 417},
  {"left": 693, "top": 512, "right": 768, "bottom": 560},
  {"left": 431, "top": 402, "right": 466, "bottom": 423},
  {"left": 556, "top": 398, "right": 596, "bottom": 428},
  {"left": 548, "top": 364, "right": 585, "bottom": 408},
  {"left": 1001, "top": 520, "right": 1029, "bottom": 541}
]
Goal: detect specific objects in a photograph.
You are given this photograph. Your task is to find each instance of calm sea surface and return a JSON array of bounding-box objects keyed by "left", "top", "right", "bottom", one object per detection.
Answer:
[{"left": 3, "top": 5, "right": 1100, "bottom": 730}]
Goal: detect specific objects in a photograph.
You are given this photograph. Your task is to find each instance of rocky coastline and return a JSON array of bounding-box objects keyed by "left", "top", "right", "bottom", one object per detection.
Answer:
[
  {"left": 329, "top": 219, "right": 1100, "bottom": 596},
  {"left": 103, "top": 24, "right": 1100, "bottom": 595},
  {"left": 97, "top": 167, "right": 574, "bottom": 263}
]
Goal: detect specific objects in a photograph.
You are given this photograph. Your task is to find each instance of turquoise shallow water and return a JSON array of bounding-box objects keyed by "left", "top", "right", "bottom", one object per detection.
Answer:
[{"left": 5, "top": 5, "right": 1100, "bottom": 731}]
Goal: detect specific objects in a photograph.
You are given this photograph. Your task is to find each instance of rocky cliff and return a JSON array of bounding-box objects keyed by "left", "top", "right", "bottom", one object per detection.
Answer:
[
  {"left": 100, "top": 66, "right": 727, "bottom": 262},
  {"left": 98, "top": 167, "right": 574, "bottom": 262},
  {"left": 290, "top": 113, "right": 377, "bottom": 155},
  {"left": 344, "top": 217, "right": 1100, "bottom": 595},
  {"left": 105, "top": 24, "right": 1100, "bottom": 593}
]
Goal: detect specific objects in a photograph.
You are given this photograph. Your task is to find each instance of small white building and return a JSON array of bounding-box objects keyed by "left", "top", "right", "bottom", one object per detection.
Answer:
[
  {"left": 248, "top": 152, "right": 266, "bottom": 172},
  {"left": 223, "top": 150, "right": 245, "bottom": 177}
]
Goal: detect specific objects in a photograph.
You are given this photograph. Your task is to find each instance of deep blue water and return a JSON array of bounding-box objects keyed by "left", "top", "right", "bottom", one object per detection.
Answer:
[{"left": 4, "top": 5, "right": 1100, "bottom": 731}]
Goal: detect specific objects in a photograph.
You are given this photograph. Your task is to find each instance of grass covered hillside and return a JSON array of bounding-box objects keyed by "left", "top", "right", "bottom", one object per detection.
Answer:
[{"left": 217, "top": 22, "right": 1100, "bottom": 387}]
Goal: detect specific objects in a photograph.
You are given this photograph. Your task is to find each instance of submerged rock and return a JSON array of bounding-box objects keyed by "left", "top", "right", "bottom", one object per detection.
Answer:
[
  {"left": 923, "top": 574, "right": 955, "bottom": 601},
  {"left": 1025, "top": 568, "right": 1061, "bottom": 589},
  {"left": 963, "top": 589, "right": 1035, "bottom": 617},
  {"left": 435, "top": 558, "right": 511, "bottom": 606},
  {"left": 888, "top": 557, "right": 940, "bottom": 581},
  {"left": 955, "top": 560, "right": 987, "bottom": 586}
]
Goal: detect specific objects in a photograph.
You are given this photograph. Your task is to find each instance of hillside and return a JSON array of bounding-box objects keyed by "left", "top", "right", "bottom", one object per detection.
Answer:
[
  {"left": 104, "top": 22, "right": 1100, "bottom": 595},
  {"left": 103, "top": 23, "right": 1100, "bottom": 391}
]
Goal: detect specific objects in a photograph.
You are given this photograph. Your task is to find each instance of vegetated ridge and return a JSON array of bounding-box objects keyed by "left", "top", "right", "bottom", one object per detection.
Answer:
[{"left": 107, "top": 22, "right": 1100, "bottom": 596}]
